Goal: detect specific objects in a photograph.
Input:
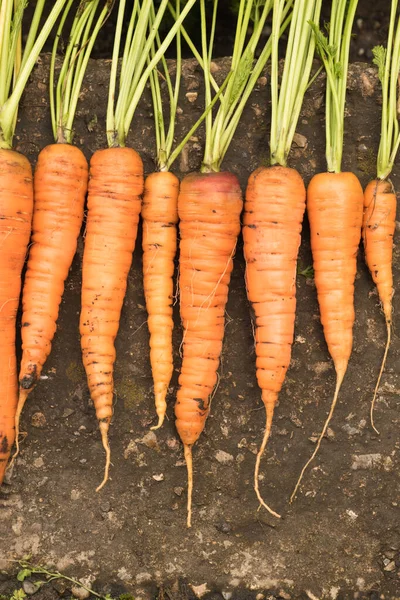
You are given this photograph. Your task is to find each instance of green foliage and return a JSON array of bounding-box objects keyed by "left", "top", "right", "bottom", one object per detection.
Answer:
[
  {"left": 16, "top": 569, "right": 31, "bottom": 582},
  {"left": 372, "top": 45, "right": 387, "bottom": 84},
  {"left": 297, "top": 264, "right": 314, "bottom": 278}
]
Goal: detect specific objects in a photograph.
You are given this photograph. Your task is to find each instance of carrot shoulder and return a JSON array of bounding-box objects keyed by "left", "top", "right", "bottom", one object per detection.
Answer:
[
  {"left": 142, "top": 171, "right": 179, "bottom": 429},
  {"left": 176, "top": 171, "right": 243, "bottom": 526},
  {"left": 0, "top": 149, "right": 33, "bottom": 484},
  {"left": 80, "top": 146, "right": 143, "bottom": 490}
]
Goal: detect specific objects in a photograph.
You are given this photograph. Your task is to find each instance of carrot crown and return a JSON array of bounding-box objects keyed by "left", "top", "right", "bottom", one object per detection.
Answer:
[
  {"left": 105, "top": 0, "right": 197, "bottom": 149},
  {"left": 199, "top": 0, "right": 293, "bottom": 174},
  {"left": 310, "top": 0, "right": 359, "bottom": 173},
  {"left": 0, "top": 0, "right": 69, "bottom": 150},
  {"left": 49, "top": 0, "right": 112, "bottom": 145},
  {"left": 269, "top": 0, "right": 322, "bottom": 167},
  {"left": 373, "top": 0, "right": 400, "bottom": 180}
]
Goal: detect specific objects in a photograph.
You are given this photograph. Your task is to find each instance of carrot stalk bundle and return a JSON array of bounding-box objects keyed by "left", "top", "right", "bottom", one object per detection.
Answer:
[
  {"left": 0, "top": 0, "right": 69, "bottom": 485},
  {"left": 362, "top": 2, "right": 399, "bottom": 432},
  {"left": 80, "top": 0, "right": 197, "bottom": 488},
  {"left": 243, "top": 0, "right": 322, "bottom": 516},
  {"left": 291, "top": 0, "right": 363, "bottom": 501}
]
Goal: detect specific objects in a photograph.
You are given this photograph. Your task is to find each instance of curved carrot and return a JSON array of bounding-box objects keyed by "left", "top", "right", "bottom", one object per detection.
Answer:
[
  {"left": 80, "top": 146, "right": 143, "bottom": 490},
  {"left": 12, "top": 144, "right": 88, "bottom": 460},
  {"left": 175, "top": 171, "right": 243, "bottom": 527},
  {"left": 291, "top": 171, "right": 364, "bottom": 500},
  {"left": 142, "top": 171, "right": 179, "bottom": 429},
  {"left": 0, "top": 149, "right": 33, "bottom": 484},
  {"left": 362, "top": 178, "right": 396, "bottom": 432},
  {"left": 243, "top": 165, "right": 306, "bottom": 517}
]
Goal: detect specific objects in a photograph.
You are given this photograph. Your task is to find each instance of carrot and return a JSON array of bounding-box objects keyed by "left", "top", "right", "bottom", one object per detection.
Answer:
[
  {"left": 80, "top": 0, "right": 197, "bottom": 490},
  {"left": 0, "top": 150, "right": 33, "bottom": 484},
  {"left": 142, "top": 171, "right": 179, "bottom": 429},
  {"left": 0, "top": 0, "right": 70, "bottom": 484},
  {"left": 361, "top": 8, "right": 400, "bottom": 432},
  {"left": 173, "top": 0, "right": 289, "bottom": 527},
  {"left": 11, "top": 0, "right": 110, "bottom": 464},
  {"left": 80, "top": 146, "right": 143, "bottom": 490},
  {"left": 291, "top": 0, "right": 362, "bottom": 501},
  {"left": 242, "top": 0, "right": 322, "bottom": 516},
  {"left": 176, "top": 171, "right": 243, "bottom": 526}
]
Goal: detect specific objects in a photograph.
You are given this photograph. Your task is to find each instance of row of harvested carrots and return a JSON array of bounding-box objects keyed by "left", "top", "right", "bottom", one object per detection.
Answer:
[{"left": 0, "top": 0, "right": 397, "bottom": 530}]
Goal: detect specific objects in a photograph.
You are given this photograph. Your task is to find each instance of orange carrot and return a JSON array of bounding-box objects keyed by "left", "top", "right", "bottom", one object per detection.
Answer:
[
  {"left": 142, "top": 171, "right": 179, "bottom": 429},
  {"left": 80, "top": 147, "right": 143, "bottom": 490},
  {"left": 362, "top": 179, "right": 396, "bottom": 432},
  {"left": 0, "top": 150, "right": 33, "bottom": 484},
  {"left": 243, "top": 165, "right": 306, "bottom": 517},
  {"left": 290, "top": 172, "right": 364, "bottom": 500},
  {"left": 175, "top": 171, "right": 243, "bottom": 526},
  {"left": 12, "top": 144, "right": 88, "bottom": 458}
]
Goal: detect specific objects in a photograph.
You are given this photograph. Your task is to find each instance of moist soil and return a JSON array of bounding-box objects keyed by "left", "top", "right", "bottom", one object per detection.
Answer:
[{"left": 0, "top": 57, "right": 399, "bottom": 600}]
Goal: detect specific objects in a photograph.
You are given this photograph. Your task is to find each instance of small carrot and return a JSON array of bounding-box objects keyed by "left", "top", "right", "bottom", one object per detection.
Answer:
[
  {"left": 361, "top": 10, "right": 399, "bottom": 432},
  {"left": 142, "top": 172, "right": 179, "bottom": 429},
  {"left": 291, "top": 0, "right": 363, "bottom": 501}
]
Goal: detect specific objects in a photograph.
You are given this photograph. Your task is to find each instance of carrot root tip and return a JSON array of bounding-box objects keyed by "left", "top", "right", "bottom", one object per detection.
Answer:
[
  {"left": 96, "top": 420, "right": 111, "bottom": 492},
  {"left": 253, "top": 408, "right": 281, "bottom": 519},
  {"left": 184, "top": 444, "right": 193, "bottom": 528}
]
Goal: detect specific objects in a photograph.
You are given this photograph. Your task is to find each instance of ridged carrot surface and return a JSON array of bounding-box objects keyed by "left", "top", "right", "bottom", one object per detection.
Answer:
[
  {"left": 175, "top": 171, "right": 243, "bottom": 526},
  {"left": 362, "top": 178, "right": 396, "bottom": 431},
  {"left": 14, "top": 144, "right": 88, "bottom": 451},
  {"left": 243, "top": 165, "right": 306, "bottom": 516},
  {"left": 80, "top": 146, "right": 143, "bottom": 490},
  {"left": 291, "top": 171, "right": 364, "bottom": 500},
  {"left": 142, "top": 171, "right": 179, "bottom": 429},
  {"left": 0, "top": 149, "right": 33, "bottom": 484}
]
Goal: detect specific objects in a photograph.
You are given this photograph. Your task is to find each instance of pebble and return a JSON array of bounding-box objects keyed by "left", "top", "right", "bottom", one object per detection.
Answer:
[
  {"left": 33, "top": 457, "right": 44, "bottom": 468},
  {"left": 31, "top": 412, "right": 46, "bottom": 428},
  {"left": 215, "top": 450, "right": 234, "bottom": 464},
  {"left": 22, "top": 580, "right": 39, "bottom": 595},
  {"left": 279, "top": 591, "right": 291, "bottom": 600},
  {"left": 124, "top": 440, "right": 139, "bottom": 459},
  {"left": 71, "top": 585, "right": 90, "bottom": 600},
  {"left": 62, "top": 408, "right": 75, "bottom": 418},
  {"left": 351, "top": 453, "right": 382, "bottom": 470},
  {"left": 293, "top": 133, "right": 308, "bottom": 148},
  {"left": 384, "top": 560, "right": 396, "bottom": 572},
  {"left": 185, "top": 92, "right": 198, "bottom": 103},
  {"left": 191, "top": 583, "right": 208, "bottom": 598},
  {"left": 137, "top": 431, "right": 159, "bottom": 451},
  {"left": 52, "top": 579, "right": 69, "bottom": 594},
  {"left": 222, "top": 592, "right": 232, "bottom": 600},
  {"left": 174, "top": 487, "right": 184, "bottom": 497},
  {"left": 152, "top": 473, "right": 164, "bottom": 481}
]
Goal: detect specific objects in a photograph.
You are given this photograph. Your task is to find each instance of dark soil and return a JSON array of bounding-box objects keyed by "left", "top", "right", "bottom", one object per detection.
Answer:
[{"left": 0, "top": 54, "right": 399, "bottom": 600}]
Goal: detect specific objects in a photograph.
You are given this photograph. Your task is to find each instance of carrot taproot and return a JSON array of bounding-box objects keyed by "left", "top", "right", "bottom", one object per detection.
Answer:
[
  {"left": 290, "top": 171, "right": 364, "bottom": 500},
  {"left": 142, "top": 171, "right": 179, "bottom": 429},
  {"left": 13, "top": 144, "right": 88, "bottom": 458},
  {"left": 362, "top": 179, "right": 396, "bottom": 431},
  {"left": 80, "top": 146, "right": 143, "bottom": 490},
  {"left": 0, "top": 150, "right": 33, "bottom": 484},
  {"left": 175, "top": 171, "right": 243, "bottom": 527},
  {"left": 243, "top": 165, "right": 306, "bottom": 517}
]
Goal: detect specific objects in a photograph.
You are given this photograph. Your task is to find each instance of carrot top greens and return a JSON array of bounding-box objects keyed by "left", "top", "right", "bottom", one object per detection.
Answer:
[
  {"left": 0, "top": 0, "right": 69, "bottom": 150},
  {"left": 373, "top": 0, "right": 400, "bottom": 180},
  {"left": 200, "top": 0, "right": 293, "bottom": 174},
  {"left": 50, "top": 0, "right": 112, "bottom": 145},
  {"left": 106, "top": 0, "right": 197, "bottom": 149},
  {"left": 311, "top": 0, "right": 359, "bottom": 173},
  {"left": 270, "top": 0, "right": 322, "bottom": 167}
]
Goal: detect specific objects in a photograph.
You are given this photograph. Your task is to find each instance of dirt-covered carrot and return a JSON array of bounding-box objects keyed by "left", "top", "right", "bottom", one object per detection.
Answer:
[
  {"left": 291, "top": 0, "right": 363, "bottom": 501},
  {"left": 0, "top": 0, "right": 69, "bottom": 485},
  {"left": 362, "top": 2, "right": 399, "bottom": 432},
  {"left": 80, "top": 0, "right": 197, "bottom": 490},
  {"left": 175, "top": 0, "right": 294, "bottom": 527},
  {"left": 243, "top": 0, "right": 322, "bottom": 517},
  {"left": 13, "top": 0, "right": 111, "bottom": 464}
]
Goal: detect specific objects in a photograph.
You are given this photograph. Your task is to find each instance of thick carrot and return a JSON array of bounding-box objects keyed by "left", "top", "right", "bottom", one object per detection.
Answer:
[
  {"left": 243, "top": 165, "right": 306, "bottom": 517},
  {"left": 175, "top": 171, "right": 243, "bottom": 527},
  {"left": 0, "top": 149, "right": 33, "bottom": 484},
  {"left": 362, "top": 179, "right": 396, "bottom": 431},
  {"left": 142, "top": 171, "right": 179, "bottom": 429},
  {"left": 80, "top": 146, "right": 143, "bottom": 490},
  {"left": 290, "top": 171, "right": 364, "bottom": 500},
  {"left": 13, "top": 144, "right": 88, "bottom": 458}
]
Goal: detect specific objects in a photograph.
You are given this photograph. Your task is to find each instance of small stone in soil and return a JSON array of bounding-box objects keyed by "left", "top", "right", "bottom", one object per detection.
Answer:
[
  {"left": 215, "top": 520, "right": 231, "bottom": 534},
  {"left": 31, "top": 412, "right": 46, "bottom": 428},
  {"left": 22, "top": 580, "right": 39, "bottom": 595},
  {"left": 215, "top": 450, "right": 234, "bottom": 464}
]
